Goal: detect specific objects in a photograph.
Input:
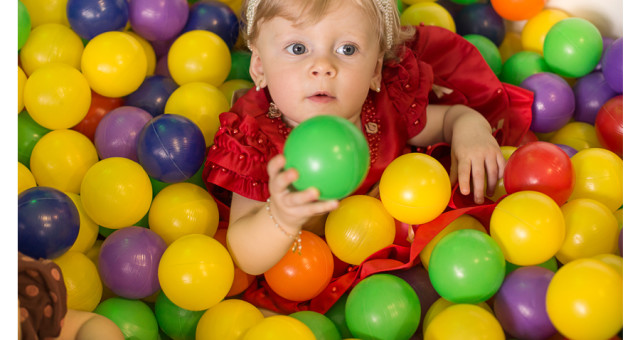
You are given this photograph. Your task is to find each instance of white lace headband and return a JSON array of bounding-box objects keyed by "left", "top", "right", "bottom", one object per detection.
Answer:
[{"left": 245, "top": 0, "right": 395, "bottom": 50}]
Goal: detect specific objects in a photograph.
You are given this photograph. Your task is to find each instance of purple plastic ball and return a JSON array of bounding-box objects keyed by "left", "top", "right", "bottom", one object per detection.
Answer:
[
  {"left": 520, "top": 72, "right": 575, "bottom": 133},
  {"left": 594, "top": 37, "right": 614, "bottom": 72},
  {"left": 554, "top": 143, "right": 578, "bottom": 158},
  {"left": 573, "top": 72, "right": 618, "bottom": 124},
  {"left": 493, "top": 266, "right": 557, "bottom": 340},
  {"left": 602, "top": 37, "right": 623, "bottom": 93},
  {"left": 129, "top": 0, "right": 189, "bottom": 41},
  {"left": 94, "top": 106, "right": 153, "bottom": 162},
  {"left": 99, "top": 227, "right": 167, "bottom": 299}
]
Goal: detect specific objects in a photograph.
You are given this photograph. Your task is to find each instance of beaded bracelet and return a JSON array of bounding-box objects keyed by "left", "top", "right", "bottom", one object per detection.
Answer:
[{"left": 266, "top": 198, "right": 302, "bottom": 254}]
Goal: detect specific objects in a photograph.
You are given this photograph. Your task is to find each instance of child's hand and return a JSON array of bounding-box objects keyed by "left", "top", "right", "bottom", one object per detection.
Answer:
[
  {"left": 266, "top": 155, "right": 339, "bottom": 230},
  {"left": 449, "top": 117, "right": 505, "bottom": 205}
]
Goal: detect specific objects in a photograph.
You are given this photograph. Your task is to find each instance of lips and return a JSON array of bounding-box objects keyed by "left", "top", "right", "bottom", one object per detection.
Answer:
[{"left": 308, "top": 91, "right": 335, "bottom": 103}]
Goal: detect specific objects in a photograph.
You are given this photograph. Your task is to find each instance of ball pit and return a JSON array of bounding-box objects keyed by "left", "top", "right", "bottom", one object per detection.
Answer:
[
  {"left": 400, "top": 2, "right": 456, "bottom": 32},
  {"left": 519, "top": 72, "right": 575, "bottom": 133},
  {"left": 463, "top": 34, "right": 502, "bottom": 76},
  {"left": 290, "top": 311, "right": 342, "bottom": 340},
  {"left": 500, "top": 51, "right": 550, "bottom": 86},
  {"left": 168, "top": 30, "right": 231, "bottom": 86},
  {"left": 67, "top": 0, "right": 129, "bottom": 40},
  {"left": 455, "top": 3, "right": 505, "bottom": 47},
  {"left": 183, "top": 1, "right": 239, "bottom": 50},
  {"left": 595, "top": 95, "right": 623, "bottom": 158},
  {"left": 543, "top": 17, "right": 603, "bottom": 78},
  {"left": 569, "top": 147, "right": 623, "bottom": 211},
  {"left": 242, "top": 315, "right": 316, "bottom": 340},
  {"left": 95, "top": 297, "right": 159, "bottom": 340},
  {"left": 129, "top": 0, "right": 189, "bottom": 42},
  {"left": 424, "top": 303, "right": 504, "bottom": 339},
  {"left": 12, "top": 2, "right": 625, "bottom": 339},
  {"left": 194, "top": 299, "right": 263, "bottom": 340}
]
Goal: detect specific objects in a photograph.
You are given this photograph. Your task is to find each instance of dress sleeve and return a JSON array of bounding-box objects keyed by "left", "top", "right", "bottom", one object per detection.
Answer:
[
  {"left": 203, "top": 107, "right": 280, "bottom": 202},
  {"left": 405, "top": 25, "right": 533, "bottom": 146}
]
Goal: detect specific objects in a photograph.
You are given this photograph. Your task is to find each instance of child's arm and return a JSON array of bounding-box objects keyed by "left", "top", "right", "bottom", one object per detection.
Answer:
[
  {"left": 226, "top": 155, "right": 339, "bottom": 275},
  {"left": 408, "top": 104, "right": 505, "bottom": 204},
  {"left": 53, "top": 310, "right": 124, "bottom": 340}
]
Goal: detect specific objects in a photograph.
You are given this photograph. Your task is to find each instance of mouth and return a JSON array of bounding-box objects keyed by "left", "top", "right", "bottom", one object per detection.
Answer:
[{"left": 307, "top": 91, "right": 336, "bottom": 103}]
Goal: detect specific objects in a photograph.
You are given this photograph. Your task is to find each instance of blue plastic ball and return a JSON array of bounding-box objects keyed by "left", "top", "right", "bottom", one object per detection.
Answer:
[
  {"left": 67, "top": 0, "right": 129, "bottom": 40},
  {"left": 183, "top": 1, "right": 240, "bottom": 50},
  {"left": 137, "top": 114, "right": 206, "bottom": 183},
  {"left": 125, "top": 76, "right": 179, "bottom": 117},
  {"left": 455, "top": 3, "right": 506, "bottom": 47},
  {"left": 18, "top": 187, "right": 80, "bottom": 259}
]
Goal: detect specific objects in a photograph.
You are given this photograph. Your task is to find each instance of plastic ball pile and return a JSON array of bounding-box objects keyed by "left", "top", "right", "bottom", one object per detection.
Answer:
[{"left": 16, "top": 0, "right": 623, "bottom": 339}]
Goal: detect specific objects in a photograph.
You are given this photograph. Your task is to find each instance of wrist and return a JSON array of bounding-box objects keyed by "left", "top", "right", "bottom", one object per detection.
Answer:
[{"left": 266, "top": 198, "right": 302, "bottom": 254}]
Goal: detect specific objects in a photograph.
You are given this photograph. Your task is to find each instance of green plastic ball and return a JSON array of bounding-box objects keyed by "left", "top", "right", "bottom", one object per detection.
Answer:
[
  {"left": 18, "top": 0, "right": 31, "bottom": 51},
  {"left": 225, "top": 50, "right": 252, "bottom": 82},
  {"left": 94, "top": 297, "right": 159, "bottom": 340},
  {"left": 345, "top": 274, "right": 421, "bottom": 340},
  {"left": 464, "top": 34, "right": 503, "bottom": 77},
  {"left": 500, "top": 51, "right": 550, "bottom": 85},
  {"left": 154, "top": 290, "right": 205, "bottom": 340},
  {"left": 290, "top": 311, "right": 342, "bottom": 340},
  {"left": 18, "top": 110, "right": 51, "bottom": 169},
  {"left": 284, "top": 115, "right": 370, "bottom": 200},
  {"left": 543, "top": 17, "right": 603, "bottom": 78},
  {"left": 428, "top": 229, "right": 506, "bottom": 304},
  {"left": 324, "top": 294, "right": 353, "bottom": 338}
]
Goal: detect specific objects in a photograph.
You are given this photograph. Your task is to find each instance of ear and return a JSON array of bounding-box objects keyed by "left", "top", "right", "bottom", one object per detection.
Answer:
[
  {"left": 249, "top": 48, "right": 266, "bottom": 89},
  {"left": 370, "top": 52, "right": 384, "bottom": 91}
]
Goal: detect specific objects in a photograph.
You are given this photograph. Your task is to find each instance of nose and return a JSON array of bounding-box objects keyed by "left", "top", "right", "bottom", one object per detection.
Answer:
[{"left": 310, "top": 55, "right": 336, "bottom": 78}]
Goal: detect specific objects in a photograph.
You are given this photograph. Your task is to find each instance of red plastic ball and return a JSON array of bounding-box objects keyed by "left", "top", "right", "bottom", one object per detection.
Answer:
[
  {"left": 72, "top": 91, "right": 124, "bottom": 142},
  {"left": 504, "top": 141, "right": 575, "bottom": 206},
  {"left": 595, "top": 95, "right": 623, "bottom": 158}
]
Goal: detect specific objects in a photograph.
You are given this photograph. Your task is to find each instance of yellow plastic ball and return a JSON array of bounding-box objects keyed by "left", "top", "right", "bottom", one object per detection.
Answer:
[
  {"left": 490, "top": 191, "right": 565, "bottom": 266},
  {"left": 546, "top": 258, "right": 622, "bottom": 340},
  {"left": 521, "top": 9, "right": 570, "bottom": 55},
  {"left": 400, "top": 2, "right": 456, "bottom": 33},
  {"left": 158, "top": 234, "right": 234, "bottom": 311},
  {"left": 18, "top": 66, "right": 27, "bottom": 113},
  {"left": 486, "top": 146, "right": 516, "bottom": 201},
  {"left": 195, "top": 299, "right": 264, "bottom": 340},
  {"left": 424, "top": 303, "right": 504, "bottom": 340},
  {"left": 64, "top": 192, "right": 99, "bottom": 254},
  {"left": 569, "top": 148, "right": 623, "bottom": 212},
  {"left": 164, "top": 82, "right": 230, "bottom": 147},
  {"left": 53, "top": 250, "right": 103, "bottom": 312},
  {"left": 21, "top": 0, "right": 70, "bottom": 28},
  {"left": 168, "top": 30, "right": 231, "bottom": 87},
  {"left": 124, "top": 30, "right": 156, "bottom": 76},
  {"left": 498, "top": 31, "right": 523, "bottom": 62},
  {"left": 149, "top": 183, "right": 219, "bottom": 246},
  {"left": 549, "top": 121, "right": 602, "bottom": 152},
  {"left": 80, "top": 157, "right": 152, "bottom": 229},
  {"left": 242, "top": 315, "right": 315, "bottom": 340},
  {"left": 500, "top": 145, "right": 517, "bottom": 160},
  {"left": 18, "top": 162, "right": 36, "bottom": 195},
  {"left": 325, "top": 195, "right": 396, "bottom": 265},
  {"left": 379, "top": 153, "right": 451, "bottom": 225},
  {"left": 613, "top": 208, "right": 623, "bottom": 229},
  {"left": 219, "top": 79, "right": 254, "bottom": 105},
  {"left": 30, "top": 129, "right": 99, "bottom": 194},
  {"left": 420, "top": 214, "right": 486, "bottom": 270},
  {"left": 593, "top": 253, "right": 623, "bottom": 276},
  {"left": 19, "top": 23, "right": 84, "bottom": 76},
  {"left": 81, "top": 31, "right": 147, "bottom": 97},
  {"left": 423, "top": 297, "right": 493, "bottom": 331},
  {"left": 556, "top": 198, "right": 619, "bottom": 264},
  {"left": 23, "top": 63, "right": 91, "bottom": 130}
]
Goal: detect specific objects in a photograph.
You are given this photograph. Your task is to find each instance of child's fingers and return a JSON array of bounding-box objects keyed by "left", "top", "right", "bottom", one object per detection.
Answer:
[
  {"left": 455, "top": 158, "right": 471, "bottom": 196},
  {"left": 470, "top": 158, "right": 486, "bottom": 204}
]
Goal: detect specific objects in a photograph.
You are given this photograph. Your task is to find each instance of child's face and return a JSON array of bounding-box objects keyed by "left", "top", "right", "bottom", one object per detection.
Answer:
[{"left": 249, "top": 0, "right": 384, "bottom": 126}]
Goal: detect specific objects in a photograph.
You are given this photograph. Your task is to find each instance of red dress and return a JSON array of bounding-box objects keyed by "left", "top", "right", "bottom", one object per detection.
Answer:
[{"left": 203, "top": 25, "right": 533, "bottom": 314}]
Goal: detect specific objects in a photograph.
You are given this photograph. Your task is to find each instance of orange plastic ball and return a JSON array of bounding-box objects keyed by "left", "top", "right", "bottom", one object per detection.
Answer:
[
  {"left": 264, "top": 231, "right": 334, "bottom": 302},
  {"left": 490, "top": 0, "right": 545, "bottom": 21},
  {"left": 380, "top": 153, "right": 451, "bottom": 225}
]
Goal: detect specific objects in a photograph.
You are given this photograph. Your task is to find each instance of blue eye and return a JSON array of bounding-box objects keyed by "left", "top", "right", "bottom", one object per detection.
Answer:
[
  {"left": 286, "top": 43, "right": 307, "bottom": 55},
  {"left": 337, "top": 44, "right": 357, "bottom": 56}
]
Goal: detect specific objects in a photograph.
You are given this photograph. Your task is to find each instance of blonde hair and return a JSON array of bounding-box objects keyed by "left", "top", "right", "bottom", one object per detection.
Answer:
[{"left": 241, "top": 0, "right": 415, "bottom": 60}]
